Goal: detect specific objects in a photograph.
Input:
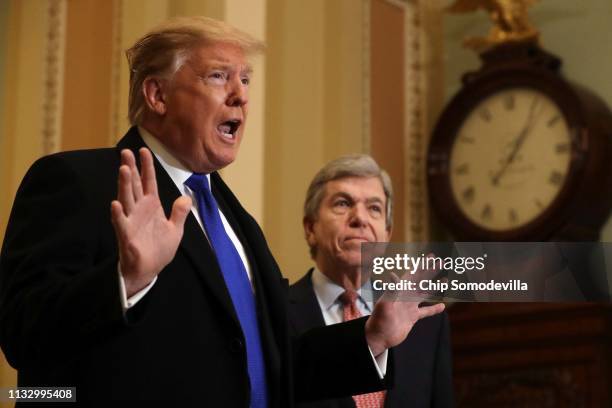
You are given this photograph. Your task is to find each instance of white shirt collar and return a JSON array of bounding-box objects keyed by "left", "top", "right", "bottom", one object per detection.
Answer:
[{"left": 311, "top": 267, "right": 373, "bottom": 313}]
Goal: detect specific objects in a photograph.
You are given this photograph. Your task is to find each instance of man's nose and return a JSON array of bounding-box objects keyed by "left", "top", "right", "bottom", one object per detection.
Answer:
[
  {"left": 227, "top": 77, "right": 248, "bottom": 107},
  {"left": 348, "top": 204, "right": 368, "bottom": 228}
]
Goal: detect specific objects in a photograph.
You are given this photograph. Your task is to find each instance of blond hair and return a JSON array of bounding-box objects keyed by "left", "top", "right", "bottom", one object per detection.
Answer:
[{"left": 126, "top": 16, "right": 265, "bottom": 125}]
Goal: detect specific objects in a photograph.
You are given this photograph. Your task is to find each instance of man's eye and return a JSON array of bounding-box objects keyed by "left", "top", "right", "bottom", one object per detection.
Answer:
[
  {"left": 334, "top": 199, "right": 350, "bottom": 208},
  {"left": 241, "top": 77, "right": 250, "bottom": 85},
  {"left": 208, "top": 72, "right": 227, "bottom": 82},
  {"left": 370, "top": 205, "right": 382, "bottom": 213}
]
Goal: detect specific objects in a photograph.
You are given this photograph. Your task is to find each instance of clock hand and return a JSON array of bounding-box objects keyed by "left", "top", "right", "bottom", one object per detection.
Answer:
[{"left": 491, "top": 96, "right": 540, "bottom": 185}]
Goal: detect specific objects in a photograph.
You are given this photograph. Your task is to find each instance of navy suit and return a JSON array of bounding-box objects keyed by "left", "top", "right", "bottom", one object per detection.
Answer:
[{"left": 289, "top": 269, "right": 454, "bottom": 408}]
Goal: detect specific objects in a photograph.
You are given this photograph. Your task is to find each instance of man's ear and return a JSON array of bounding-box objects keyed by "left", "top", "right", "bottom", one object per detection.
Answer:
[
  {"left": 303, "top": 217, "right": 317, "bottom": 247},
  {"left": 142, "top": 77, "right": 167, "bottom": 115}
]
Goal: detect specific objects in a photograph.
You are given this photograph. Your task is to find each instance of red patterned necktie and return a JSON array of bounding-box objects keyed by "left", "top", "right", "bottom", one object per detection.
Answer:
[{"left": 339, "top": 290, "right": 386, "bottom": 408}]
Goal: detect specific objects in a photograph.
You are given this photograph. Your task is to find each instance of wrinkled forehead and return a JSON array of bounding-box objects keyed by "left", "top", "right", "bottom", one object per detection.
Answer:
[{"left": 323, "top": 176, "right": 386, "bottom": 201}]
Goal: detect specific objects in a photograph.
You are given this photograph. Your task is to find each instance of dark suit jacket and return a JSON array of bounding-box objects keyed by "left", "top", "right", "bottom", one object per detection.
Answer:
[
  {"left": 0, "top": 127, "right": 387, "bottom": 407},
  {"left": 289, "top": 269, "right": 454, "bottom": 408}
]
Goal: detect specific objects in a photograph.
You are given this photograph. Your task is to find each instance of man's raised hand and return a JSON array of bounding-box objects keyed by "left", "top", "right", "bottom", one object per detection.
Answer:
[
  {"left": 110, "top": 148, "right": 192, "bottom": 297},
  {"left": 365, "top": 256, "right": 446, "bottom": 356}
]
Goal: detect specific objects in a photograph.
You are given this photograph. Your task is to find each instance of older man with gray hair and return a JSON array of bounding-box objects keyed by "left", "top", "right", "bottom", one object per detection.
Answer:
[{"left": 289, "top": 154, "right": 454, "bottom": 408}]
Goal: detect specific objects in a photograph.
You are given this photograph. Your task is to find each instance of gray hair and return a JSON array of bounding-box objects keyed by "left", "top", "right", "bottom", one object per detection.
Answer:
[
  {"left": 304, "top": 154, "right": 394, "bottom": 257},
  {"left": 126, "top": 16, "right": 265, "bottom": 125}
]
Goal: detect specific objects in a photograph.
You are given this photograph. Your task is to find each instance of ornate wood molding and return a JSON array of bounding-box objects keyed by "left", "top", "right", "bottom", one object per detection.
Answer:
[
  {"left": 109, "top": 0, "right": 123, "bottom": 145},
  {"left": 361, "top": 0, "right": 371, "bottom": 153},
  {"left": 403, "top": 0, "right": 426, "bottom": 241},
  {"left": 403, "top": 0, "right": 445, "bottom": 241},
  {"left": 42, "top": 0, "right": 66, "bottom": 155}
]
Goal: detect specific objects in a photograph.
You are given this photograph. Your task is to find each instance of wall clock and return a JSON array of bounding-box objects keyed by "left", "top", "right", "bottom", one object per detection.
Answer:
[{"left": 427, "top": 42, "right": 612, "bottom": 241}]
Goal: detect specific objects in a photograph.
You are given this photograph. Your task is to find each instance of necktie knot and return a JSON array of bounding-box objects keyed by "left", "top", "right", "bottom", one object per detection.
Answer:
[
  {"left": 185, "top": 173, "right": 210, "bottom": 193},
  {"left": 339, "top": 289, "right": 358, "bottom": 307}
]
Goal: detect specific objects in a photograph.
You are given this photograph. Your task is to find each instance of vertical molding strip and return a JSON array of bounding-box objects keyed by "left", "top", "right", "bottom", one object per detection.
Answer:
[
  {"left": 109, "top": 0, "right": 124, "bottom": 145},
  {"left": 42, "top": 0, "right": 66, "bottom": 155},
  {"left": 403, "top": 0, "right": 428, "bottom": 241},
  {"left": 361, "top": 0, "right": 371, "bottom": 153}
]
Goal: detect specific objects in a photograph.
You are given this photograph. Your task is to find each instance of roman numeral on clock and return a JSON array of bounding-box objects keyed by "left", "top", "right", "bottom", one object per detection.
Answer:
[
  {"left": 455, "top": 163, "right": 469, "bottom": 175},
  {"left": 547, "top": 115, "right": 561, "bottom": 128},
  {"left": 509, "top": 209, "right": 518, "bottom": 224},
  {"left": 479, "top": 108, "right": 492, "bottom": 122},
  {"left": 503, "top": 94, "right": 515, "bottom": 110},
  {"left": 481, "top": 204, "right": 492, "bottom": 220},
  {"left": 462, "top": 186, "right": 475, "bottom": 204},
  {"left": 549, "top": 171, "right": 564, "bottom": 186}
]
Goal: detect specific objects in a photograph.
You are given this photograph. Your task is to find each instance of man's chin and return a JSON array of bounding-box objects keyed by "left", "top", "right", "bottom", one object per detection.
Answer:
[
  {"left": 338, "top": 253, "right": 362, "bottom": 269},
  {"left": 201, "top": 151, "right": 239, "bottom": 173}
]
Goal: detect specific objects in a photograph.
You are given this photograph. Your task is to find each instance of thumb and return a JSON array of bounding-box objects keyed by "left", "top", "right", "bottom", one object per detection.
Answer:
[{"left": 170, "top": 195, "right": 192, "bottom": 230}]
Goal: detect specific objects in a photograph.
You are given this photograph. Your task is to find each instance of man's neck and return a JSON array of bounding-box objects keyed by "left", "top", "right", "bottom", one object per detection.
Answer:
[{"left": 316, "top": 263, "right": 362, "bottom": 291}]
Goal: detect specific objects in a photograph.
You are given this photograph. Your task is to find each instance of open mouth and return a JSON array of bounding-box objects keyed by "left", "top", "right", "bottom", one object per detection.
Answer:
[{"left": 217, "top": 119, "right": 242, "bottom": 140}]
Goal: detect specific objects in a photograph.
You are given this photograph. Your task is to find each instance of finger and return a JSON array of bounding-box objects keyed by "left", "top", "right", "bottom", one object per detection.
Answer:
[
  {"left": 121, "top": 149, "right": 136, "bottom": 167},
  {"left": 117, "top": 165, "right": 135, "bottom": 213},
  {"left": 170, "top": 196, "right": 192, "bottom": 232},
  {"left": 378, "top": 272, "right": 400, "bottom": 303},
  {"left": 127, "top": 150, "right": 143, "bottom": 201},
  {"left": 110, "top": 200, "right": 128, "bottom": 234},
  {"left": 417, "top": 303, "right": 445, "bottom": 320},
  {"left": 140, "top": 148, "right": 158, "bottom": 196},
  {"left": 120, "top": 149, "right": 139, "bottom": 203}
]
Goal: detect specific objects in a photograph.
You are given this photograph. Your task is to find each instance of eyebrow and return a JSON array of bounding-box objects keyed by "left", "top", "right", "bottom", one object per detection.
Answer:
[
  {"left": 330, "top": 192, "right": 384, "bottom": 204},
  {"left": 206, "top": 61, "right": 253, "bottom": 76}
]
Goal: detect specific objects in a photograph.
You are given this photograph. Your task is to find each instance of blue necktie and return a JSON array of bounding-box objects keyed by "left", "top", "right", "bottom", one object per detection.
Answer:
[{"left": 185, "top": 174, "right": 268, "bottom": 408}]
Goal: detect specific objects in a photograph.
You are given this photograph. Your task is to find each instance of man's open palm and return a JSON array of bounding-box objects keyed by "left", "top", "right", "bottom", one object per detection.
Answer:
[{"left": 110, "top": 148, "right": 192, "bottom": 297}]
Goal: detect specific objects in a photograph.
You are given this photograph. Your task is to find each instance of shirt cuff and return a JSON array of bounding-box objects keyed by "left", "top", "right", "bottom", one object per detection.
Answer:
[
  {"left": 367, "top": 346, "right": 388, "bottom": 379},
  {"left": 118, "top": 265, "right": 157, "bottom": 312}
]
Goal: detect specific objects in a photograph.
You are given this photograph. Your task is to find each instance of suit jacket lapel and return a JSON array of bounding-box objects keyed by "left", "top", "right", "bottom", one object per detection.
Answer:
[
  {"left": 210, "top": 172, "right": 288, "bottom": 334},
  {"left": 116, "top": 127, "right": 241, "bottom": 327},
  {"left": 288, "top": 269, "right": 327, "bottom": 334},
  {"left": 211, "top": 172, "right": 283, "bottom": 404}
]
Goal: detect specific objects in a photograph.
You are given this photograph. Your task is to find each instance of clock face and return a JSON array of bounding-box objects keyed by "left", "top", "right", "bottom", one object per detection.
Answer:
[{"left": 449, "top": 87, "right": 572, "bottom": 231}]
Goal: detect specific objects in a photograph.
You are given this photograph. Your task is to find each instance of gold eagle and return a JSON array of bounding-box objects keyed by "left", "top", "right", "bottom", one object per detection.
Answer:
[{"left": 447, "top": 0, "right": 540, "bottom": 50}]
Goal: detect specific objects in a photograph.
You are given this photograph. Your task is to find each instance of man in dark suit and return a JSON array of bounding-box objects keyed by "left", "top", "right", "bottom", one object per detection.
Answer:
[
  {"left": 0, "top": 17, "right": 444, "bottom": 407},
  {"left": 289, "top": 155, "right": 454, "bottom": 408}
]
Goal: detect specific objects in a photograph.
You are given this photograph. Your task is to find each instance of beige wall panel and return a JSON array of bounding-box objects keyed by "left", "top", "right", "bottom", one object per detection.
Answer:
[
  {"left": 1, "top": 0, "right": 47, "bottom": 229},
  {"left": 323, "top": 0, "right": 367, "bottom": 159},
  {"left": 169, "top": 0, "right": 224, "bottom": 20},
  {"left": 222, "top": 0, "right": 266, "bottom": 224},
  {"left": 264, "top": 0, "right": 327, "bottom": 281},
  {"left": 370, "top": 0, "right": 405, "bottom": 241},
  {"left": 113, "top": 0, "right": 170, "bottom": 141},
  {"left": 0, "top": 0, "right": 48, "bottom": 400},
  {"left": 61, "top": 0, "right": 113, "bottom": 150},
  {"left": 0, "top": 0, "right": 18, "bottom": 239}
]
